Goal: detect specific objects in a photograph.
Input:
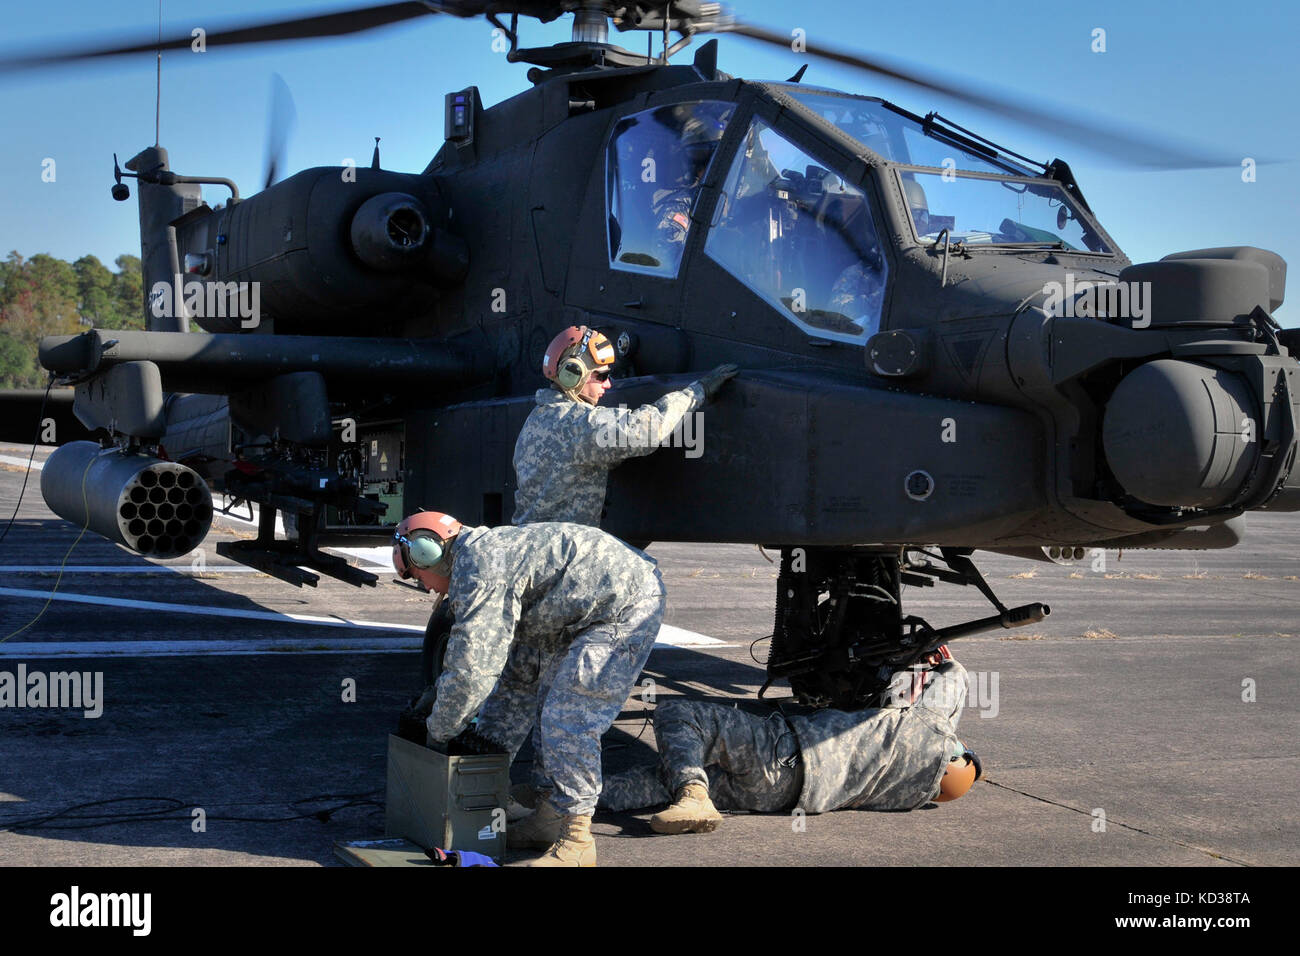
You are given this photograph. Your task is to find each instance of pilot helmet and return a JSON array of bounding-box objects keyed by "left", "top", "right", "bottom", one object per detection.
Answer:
[
  {"left": 542, "top": 325, "right": 616, "bottom": 403},
  {"left": 392, "top": 511, "right": 462, "bottom": 595},
  {"left": 934, "top": 741, "right": 982, "bottom": 803}
]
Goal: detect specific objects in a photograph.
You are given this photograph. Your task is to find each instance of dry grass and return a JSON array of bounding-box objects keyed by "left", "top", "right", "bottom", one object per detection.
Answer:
[
  {"left": 1009, "top": 570, "right": 1038, "bottom": 579},
  {"left": 999, "top": 633, "right": 1045, "bottom": 641},
  {"left": 1068, "top": 571, "right": 1085, "bottom": 579},
  {"left": 1132, "top": 573, "right": 1161, "bottom": 580},
  {"left": 1285, "top": 576, "right": 1299, "bottom": 582},
  {"left": 1083, "top": 627, "right": 1118, "bottom": 640},
  {"left": 1183, "top": 570, "right": 1209, "bottom": 579},
  {"left": 1242, "top": 571, "right": 1271, "bottom": 580}
]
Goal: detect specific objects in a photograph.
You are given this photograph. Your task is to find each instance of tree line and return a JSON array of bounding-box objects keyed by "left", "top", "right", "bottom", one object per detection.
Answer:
[{"left": 0, "top": 251, "right": 143, "bottom": 389}]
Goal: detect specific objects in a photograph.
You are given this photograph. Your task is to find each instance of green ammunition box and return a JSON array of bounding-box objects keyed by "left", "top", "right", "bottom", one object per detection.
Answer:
[{"left": 385, "top": 734, "right": 510, "bottom": 860}]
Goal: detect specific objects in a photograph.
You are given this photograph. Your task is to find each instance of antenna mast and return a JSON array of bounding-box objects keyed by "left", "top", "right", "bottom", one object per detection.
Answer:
[{"left": 154, "top": 0, "right": 162, "bottom": 145}]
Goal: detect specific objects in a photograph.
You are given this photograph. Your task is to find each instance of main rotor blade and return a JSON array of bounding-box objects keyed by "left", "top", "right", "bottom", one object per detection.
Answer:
[
  {"left": 263, "top": 73, "right": 298, "bottom": 190},
  {"left": 0, "top": 1, "right": 442, "bottom": 74},
  {"left": 719, "top": 20, "right": 1244, "bottom": 170}
]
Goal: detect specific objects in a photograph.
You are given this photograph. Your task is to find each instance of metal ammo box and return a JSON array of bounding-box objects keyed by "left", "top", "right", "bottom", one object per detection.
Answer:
[{"left": 385, "top": 734, "right": 510, "bottom": 860}]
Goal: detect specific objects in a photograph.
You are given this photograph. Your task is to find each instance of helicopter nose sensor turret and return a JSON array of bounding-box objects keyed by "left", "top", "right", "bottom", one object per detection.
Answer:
[{"left": 1103, "top": 359, "right": 1260, "bottom": 509}]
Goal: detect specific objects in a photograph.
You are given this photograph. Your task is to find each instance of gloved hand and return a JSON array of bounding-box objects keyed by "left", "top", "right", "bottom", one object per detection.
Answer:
[
  {"left": 410, "top": 684, "right": 438, "bottom": 718},
  {"left": 696, "top": 363, "right": 739, "bottom": 403},
  {"left": 447, "top": 725, "right": 507, "bottom": 755}
]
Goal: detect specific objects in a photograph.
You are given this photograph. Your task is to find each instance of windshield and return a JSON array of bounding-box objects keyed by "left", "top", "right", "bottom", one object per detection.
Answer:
[
  {"left": 787, "top": 89, "right": 1033, "bottom": 176},
  {"left": 899, "top": 170, "right": 1112, "bottom": 253},
  {"left": 704, "top": 117, "right": 890, "bottom": 344}
]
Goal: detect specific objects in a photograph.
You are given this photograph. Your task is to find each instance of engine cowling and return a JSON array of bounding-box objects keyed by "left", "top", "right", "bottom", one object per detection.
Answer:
[{"left": 171, "top": 168, "right": 468, "bottom": 333}]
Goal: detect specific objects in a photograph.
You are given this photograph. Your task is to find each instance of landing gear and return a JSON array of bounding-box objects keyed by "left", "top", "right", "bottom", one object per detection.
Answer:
[{"left": 762, "top": 546, "right": 1049, "bottom": 710}]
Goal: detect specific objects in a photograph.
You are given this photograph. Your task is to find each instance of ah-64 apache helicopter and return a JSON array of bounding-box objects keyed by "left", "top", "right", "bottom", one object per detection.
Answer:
[{"left": 3, "top": 1, "right": 1297, "bottom": 710}]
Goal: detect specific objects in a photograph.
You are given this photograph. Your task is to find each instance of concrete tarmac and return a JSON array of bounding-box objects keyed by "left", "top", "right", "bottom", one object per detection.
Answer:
[{"left": 1, "top": 442, "right": 1296, "bottom": 867}]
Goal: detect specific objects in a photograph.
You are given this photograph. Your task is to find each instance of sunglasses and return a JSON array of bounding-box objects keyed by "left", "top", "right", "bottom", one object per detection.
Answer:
[{"left": 591, "top": 369, "right": 611, "bottom": 382}]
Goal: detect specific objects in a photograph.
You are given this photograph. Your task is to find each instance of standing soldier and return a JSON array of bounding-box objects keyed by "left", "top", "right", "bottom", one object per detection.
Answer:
[
  {"left": 476, "top": 326, "right": 738, "bottom": 814},
  {"left": 512, "top": 325, "right": 738, "bottom": 525},
  {"left": 393, "top": 511, "right": 667, "bottom": 866},
  {"left": 598, "top": 655, "right": 980, "bottom": 830}
]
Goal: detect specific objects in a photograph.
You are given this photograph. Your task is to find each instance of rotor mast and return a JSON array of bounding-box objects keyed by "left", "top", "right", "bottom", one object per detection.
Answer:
[{"left": 571, "top": 3, "right": 609, "bottom": 44}]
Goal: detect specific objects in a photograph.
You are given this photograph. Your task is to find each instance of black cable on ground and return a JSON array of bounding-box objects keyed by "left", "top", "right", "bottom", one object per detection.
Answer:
[{"left": 0, "top": 373, "right": 53, "bottom": 547}]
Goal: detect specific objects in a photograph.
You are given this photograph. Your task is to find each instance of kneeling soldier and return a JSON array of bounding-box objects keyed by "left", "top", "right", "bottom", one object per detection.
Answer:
[
  {"left": 394, "top": 511, "right": 665, "bottom": 866},
  {"left": 599, "top": 657, "right": 980, "bottom": 830}
]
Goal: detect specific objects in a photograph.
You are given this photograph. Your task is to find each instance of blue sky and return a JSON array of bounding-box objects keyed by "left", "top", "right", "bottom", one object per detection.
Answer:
[{"left": 1, "top": 0, "right": 1296, "bottom": 322}]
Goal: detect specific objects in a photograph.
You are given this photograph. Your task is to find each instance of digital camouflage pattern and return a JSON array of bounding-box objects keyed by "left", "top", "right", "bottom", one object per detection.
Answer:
[
  {"left": 425, "top": 522, "right": 665, "bottom": 816},
  {"left": 537, "top": 587, "right": 662, "bottom": 814},
  {"left": 789, "top": 659, "right": 968, "bottom": 812},
  {"left": 600, "top": 698, "right": 803, "bottom": 813},
  {"left": 599, "top": 661, "right": 969, "bottom": 814},
  {"left": 511, "top": 383, "right": 704, "bottom": 526},
  {"left": 474, "top": 642, "right": 563, "bottom": 787}
]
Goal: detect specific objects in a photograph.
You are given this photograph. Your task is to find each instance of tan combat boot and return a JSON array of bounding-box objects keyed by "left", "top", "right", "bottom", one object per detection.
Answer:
[
  {"left": 649, "top": 782, "right": 722, "bottom": 834},
  {"left": 506, "top": 799, "right": 564, "bottom": 849},
  {"left": 525, "top": 814, "right": 597, "bottom": 867}
]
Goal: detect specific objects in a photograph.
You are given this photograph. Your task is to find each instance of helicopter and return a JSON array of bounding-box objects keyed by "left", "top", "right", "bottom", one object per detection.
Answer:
[{"left": 2, "top": 1, "right": 1297, "bottom": 710}]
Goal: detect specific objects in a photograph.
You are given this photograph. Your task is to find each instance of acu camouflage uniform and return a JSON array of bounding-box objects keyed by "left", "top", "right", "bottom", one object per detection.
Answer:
[
  {"left": 512, "top": 384, "right": 704, "bottom": 527},
  {"left": 425, "top": 522, "right": 665, "bottom": 816},
  {"left": 600, "top": 660, "right": 969, "bottom": 814}
]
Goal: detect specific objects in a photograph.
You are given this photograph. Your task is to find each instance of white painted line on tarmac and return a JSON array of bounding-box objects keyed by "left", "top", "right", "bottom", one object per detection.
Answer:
[
  {"left": 0, "top": 638, "right": 422, "bottom": 658},
  {"left": 656, "top": 624, "right": 730, "bottom": 647},
  {"left": 330, "top": 546, "right": 394, "bottom": 570},
  {"left": 0, "top": 454, "right": 44, "bottom": 470},
  {"left": 0, "top": 565, "right": 262, "bottom": 574},
  {"left": 0, "top": 587, "right": 733, "bottom": 652},
  {"left": 0, "top": 586, "right": 425, "bottom": 634}
]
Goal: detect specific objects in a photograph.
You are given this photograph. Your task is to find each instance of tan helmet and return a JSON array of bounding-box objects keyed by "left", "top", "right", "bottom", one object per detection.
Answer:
[
  {"left": 392, "top": 511, "right": 462, "bottom": 595},
  {"left": 934, "top": 744, "right": 982, "bottom": 803},
  {"left": 542, "top": 325, "right": 615, "bottom": 402}
]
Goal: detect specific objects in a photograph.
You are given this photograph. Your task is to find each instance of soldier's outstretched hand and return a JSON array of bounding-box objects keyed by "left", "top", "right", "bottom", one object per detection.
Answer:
[{"left": 698, "top": 364, "right": 740, "bottom": 402}]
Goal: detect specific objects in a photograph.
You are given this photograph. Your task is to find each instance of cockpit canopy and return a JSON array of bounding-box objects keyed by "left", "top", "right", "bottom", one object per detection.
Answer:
[
  {"left": 602, "top": 87, "right": 1116, "bottom": 348},
  {"left": 785, "top": 88, "right": 1113, "bottom": 254}
]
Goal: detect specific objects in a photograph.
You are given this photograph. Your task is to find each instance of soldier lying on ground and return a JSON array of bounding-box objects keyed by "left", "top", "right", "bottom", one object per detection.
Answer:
[{"left": 598, "top": 655, "right": 981, "bottom": 832}]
